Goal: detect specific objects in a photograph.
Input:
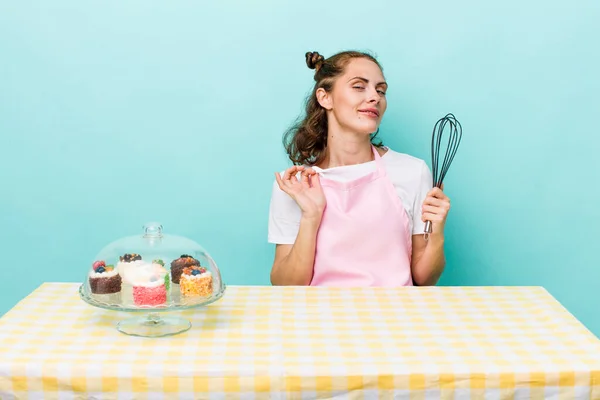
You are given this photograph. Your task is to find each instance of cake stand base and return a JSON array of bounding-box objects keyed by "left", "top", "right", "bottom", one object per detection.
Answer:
[{"left": 117, "top": 313, "right": 191, "bottom": 337}]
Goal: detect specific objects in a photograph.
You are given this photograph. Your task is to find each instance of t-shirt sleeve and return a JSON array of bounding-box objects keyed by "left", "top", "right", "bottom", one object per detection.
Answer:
[
  {"left": 412, "top": 161, "right": 433, "bottom": 235},
  {"left": 267, "top": 175, "right": 302, "bottom": 244}
]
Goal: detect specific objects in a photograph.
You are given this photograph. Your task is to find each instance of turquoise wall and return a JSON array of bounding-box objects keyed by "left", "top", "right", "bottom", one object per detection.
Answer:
[{"left": 1, "top": 1, "right": 599, "bottom": 335}]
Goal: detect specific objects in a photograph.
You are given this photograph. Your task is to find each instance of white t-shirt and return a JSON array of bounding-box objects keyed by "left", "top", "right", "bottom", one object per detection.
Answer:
[{"left": 268, "top": 147, "right": 433, "bottom": 244}]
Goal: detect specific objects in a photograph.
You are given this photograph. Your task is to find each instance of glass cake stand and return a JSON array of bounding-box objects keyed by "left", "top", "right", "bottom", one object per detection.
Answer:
[{"left": 79, "top": 222, "right": 226, "bottom": 337}]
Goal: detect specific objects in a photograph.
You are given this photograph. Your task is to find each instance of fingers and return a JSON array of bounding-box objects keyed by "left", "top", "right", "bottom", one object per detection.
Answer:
[
  {"left": 421, "top": 212, "right": 445, "bottom": 223},
  {"left": 421, "top": 194, "right": 451, "bottom": 223},
  {"left": 284, "top": 166, "right": 305, "bottom": 187},
  {"left": 427, "top": 187, "right": 448, "bottom": 200},
  {"left": 274, "top": 172, "right": 284, "bottom": 189},
  {"left": 424, "top": 187, "right": 450, "bottom": 216},
  {"left": 422, "top": 200, "right": 450, "bottom": 218},
  {"left": 301, "top": 167, "right": 321, "bottom": 189},
  {"left": 422, "top": 197, "right": 447, "bottom": 207},
  {"left": 282, "top": 166, "right": 304, "bottom": 181},
  {"left": 422, "top": 205, "right": 449, "bottom": 215},
  {"left": 310, "top": 171, "right": 322, "bottom": 189},
  {"left": 275, "top": 166, "right": 304, "bottom": 192},
  {"left": 422, "top": 205, "right": 438, "bottom": 214},
  {"left": 275, "top": 166, "right": 323, "bottom": 195},
  {"left": 300, "top": 169, "right": 310, "bottom": 187}
]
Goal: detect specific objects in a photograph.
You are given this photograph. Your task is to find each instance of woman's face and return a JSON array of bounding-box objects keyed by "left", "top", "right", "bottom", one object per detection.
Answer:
[{"left": 320, "top": 58, "right": 388, "bottom": 136}]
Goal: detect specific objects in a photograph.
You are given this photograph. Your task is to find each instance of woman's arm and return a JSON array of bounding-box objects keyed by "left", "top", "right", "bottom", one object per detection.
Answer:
[
  {"left": 270, "top": 166, "right": 326, "bottom": 286},
  {"left": 411, "top": 233, "right": 445, "bottom": 286},
  {"left": 410, "top": 185, "right": 451, "bottom": 286},
  {"left": 270, "top": 215, "right": 322, "bottom": 286}
]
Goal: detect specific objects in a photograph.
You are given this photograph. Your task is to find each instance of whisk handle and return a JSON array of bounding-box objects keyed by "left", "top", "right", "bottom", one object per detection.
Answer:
[{"left": 423, "top": 220, "right": 433, "bottom": 241}]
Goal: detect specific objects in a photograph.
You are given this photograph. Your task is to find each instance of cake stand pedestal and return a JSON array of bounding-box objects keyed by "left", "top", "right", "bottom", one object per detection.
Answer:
[
  {"left": 78, "top": 284, "right": 226, "bottom": 337},
  {"left": 117, "top": 313, "right": 191, "bottom": 337}
]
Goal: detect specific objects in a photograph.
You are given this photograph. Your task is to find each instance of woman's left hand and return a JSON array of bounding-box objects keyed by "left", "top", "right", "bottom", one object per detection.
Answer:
[{"left": 421, "top": 184, "right": 451, "bottom": 234}]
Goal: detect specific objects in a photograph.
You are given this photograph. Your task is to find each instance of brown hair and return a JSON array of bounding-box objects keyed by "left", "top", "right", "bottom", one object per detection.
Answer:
[{"left": 282, "top": 50, "right": 385, "bottom": 166}]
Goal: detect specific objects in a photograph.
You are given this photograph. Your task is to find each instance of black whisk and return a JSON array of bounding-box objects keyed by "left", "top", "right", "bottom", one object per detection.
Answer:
[{"left": 424, "top": 113, "right": 462, "bottom": 240}]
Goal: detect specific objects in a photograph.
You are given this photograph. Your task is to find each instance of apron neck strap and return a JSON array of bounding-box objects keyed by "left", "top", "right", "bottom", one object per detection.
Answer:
[{"left": 372, "top": 145, "right": 385, "bottom": 172}]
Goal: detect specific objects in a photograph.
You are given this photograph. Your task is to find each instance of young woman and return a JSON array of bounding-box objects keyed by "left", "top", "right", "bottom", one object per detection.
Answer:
[{"left": 268, "top": 50, "right": 451, "bottom": 287}]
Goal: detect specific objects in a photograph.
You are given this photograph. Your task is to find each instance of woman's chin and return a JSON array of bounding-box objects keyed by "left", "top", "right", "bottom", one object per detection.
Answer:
[
  {"left": 356, "top": 123, "right": 380, "bottom": 136},
  {"left": 340, "top": 120, "right": 380, "bottom": 137}
]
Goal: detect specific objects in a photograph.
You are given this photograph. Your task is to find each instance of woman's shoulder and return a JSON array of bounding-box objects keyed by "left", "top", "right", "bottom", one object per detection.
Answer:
[
  {"left": 381, "top": 146, "right": 429, "bottom": 171},
  {"left": 381, "top": 146, "right": 432, "bottom": 193}
]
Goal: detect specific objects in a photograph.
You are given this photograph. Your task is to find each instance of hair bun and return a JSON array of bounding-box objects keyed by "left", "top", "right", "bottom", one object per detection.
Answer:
[{"left": 305, "top": 51, "right": 325, "bottom": 71}]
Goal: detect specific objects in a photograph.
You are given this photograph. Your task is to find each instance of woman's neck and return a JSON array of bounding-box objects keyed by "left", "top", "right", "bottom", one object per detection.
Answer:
[{"left": 319, "top": 127, "right": 374, "bottom": 169}]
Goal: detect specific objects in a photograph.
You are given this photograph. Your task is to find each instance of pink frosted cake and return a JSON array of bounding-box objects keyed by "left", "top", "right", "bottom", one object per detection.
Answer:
[
  {"left": 132, "top": 284, "right": 166, "bottom": 306},
  {"left": 126, "top": 261, "right": 169, "bottom": 306}
]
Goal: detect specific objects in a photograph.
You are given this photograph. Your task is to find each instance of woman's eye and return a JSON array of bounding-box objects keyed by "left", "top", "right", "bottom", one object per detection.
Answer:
[
  {"left": 353, "top": 86, "right": 365, "bottom": 90},
  {"left": 377, "top": 90, "right": 386, "bottom": 95}
]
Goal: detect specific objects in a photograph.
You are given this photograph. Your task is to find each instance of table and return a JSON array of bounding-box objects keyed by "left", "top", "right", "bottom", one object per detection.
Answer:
[{"left": 1, "top": 283, "right": 599, "bottom": 399}]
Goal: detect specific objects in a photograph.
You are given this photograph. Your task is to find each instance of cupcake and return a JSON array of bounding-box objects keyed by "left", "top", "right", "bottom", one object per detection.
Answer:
[
  {"left": 126, "top": 261, "right": 169, "bottom": 306},
  {"left": 180, "top": 265, "right": 213, "bottom": 297},
  {"left": 117, "top": 253, "right": 143, "bottom": 281},
  {"left": 89, "top": 261, "right": 122, "bottom": 294},
  {"left": 120, "top": 253, "right": 141, "bottom": 263},
  {"left": 153, "top": 259, "right": 169, "bottom": 291},
  {"left": 170, "top": 254, "right": 200, "bottom": 284}
]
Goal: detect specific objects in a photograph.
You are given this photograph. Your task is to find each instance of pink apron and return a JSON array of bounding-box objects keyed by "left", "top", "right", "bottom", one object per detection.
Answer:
[{"left": 310, "top": 146, "right": 414, "bottom": 287}]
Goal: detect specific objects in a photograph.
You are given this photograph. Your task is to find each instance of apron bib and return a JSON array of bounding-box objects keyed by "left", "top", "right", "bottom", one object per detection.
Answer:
[{"left": 311, "top": 146, "right": 413, "bottom": 287}]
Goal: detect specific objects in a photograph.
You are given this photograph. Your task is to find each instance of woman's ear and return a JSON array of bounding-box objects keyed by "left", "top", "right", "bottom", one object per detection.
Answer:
[{"left": 316, "top": 88, "right": 332, "bottom": 110}]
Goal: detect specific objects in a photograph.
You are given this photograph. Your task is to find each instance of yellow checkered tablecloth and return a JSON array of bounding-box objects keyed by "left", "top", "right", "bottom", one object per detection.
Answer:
[{"left": 0, "top": 283, "right": 599, "bottom": 399}]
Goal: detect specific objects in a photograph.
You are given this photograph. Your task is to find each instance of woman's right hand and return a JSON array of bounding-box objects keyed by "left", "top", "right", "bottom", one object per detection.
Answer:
[{"left": 275, "top": 166, "right": 326, "bottom": 221}]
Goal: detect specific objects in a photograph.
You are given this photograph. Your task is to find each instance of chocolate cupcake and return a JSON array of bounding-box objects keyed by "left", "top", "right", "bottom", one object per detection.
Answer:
[
  {"left": 170, "top": 254, "right": 200, "bottom": 284},
  {"left": 120, "top": 253, "right": 142, "bottom": 262},
  {"left": 89, "top": 260, "right": 122, "bottom": 294}
]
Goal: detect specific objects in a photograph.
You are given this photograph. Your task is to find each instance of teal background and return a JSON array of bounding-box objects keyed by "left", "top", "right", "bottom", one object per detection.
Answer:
[{"left": 1, "top": 1, "right": 599, "bottom": 335}]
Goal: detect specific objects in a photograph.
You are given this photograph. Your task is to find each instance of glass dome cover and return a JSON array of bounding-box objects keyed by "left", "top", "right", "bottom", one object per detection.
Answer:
[{"left": 80, "top": 222, "right": 225, "bottom": 311}]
